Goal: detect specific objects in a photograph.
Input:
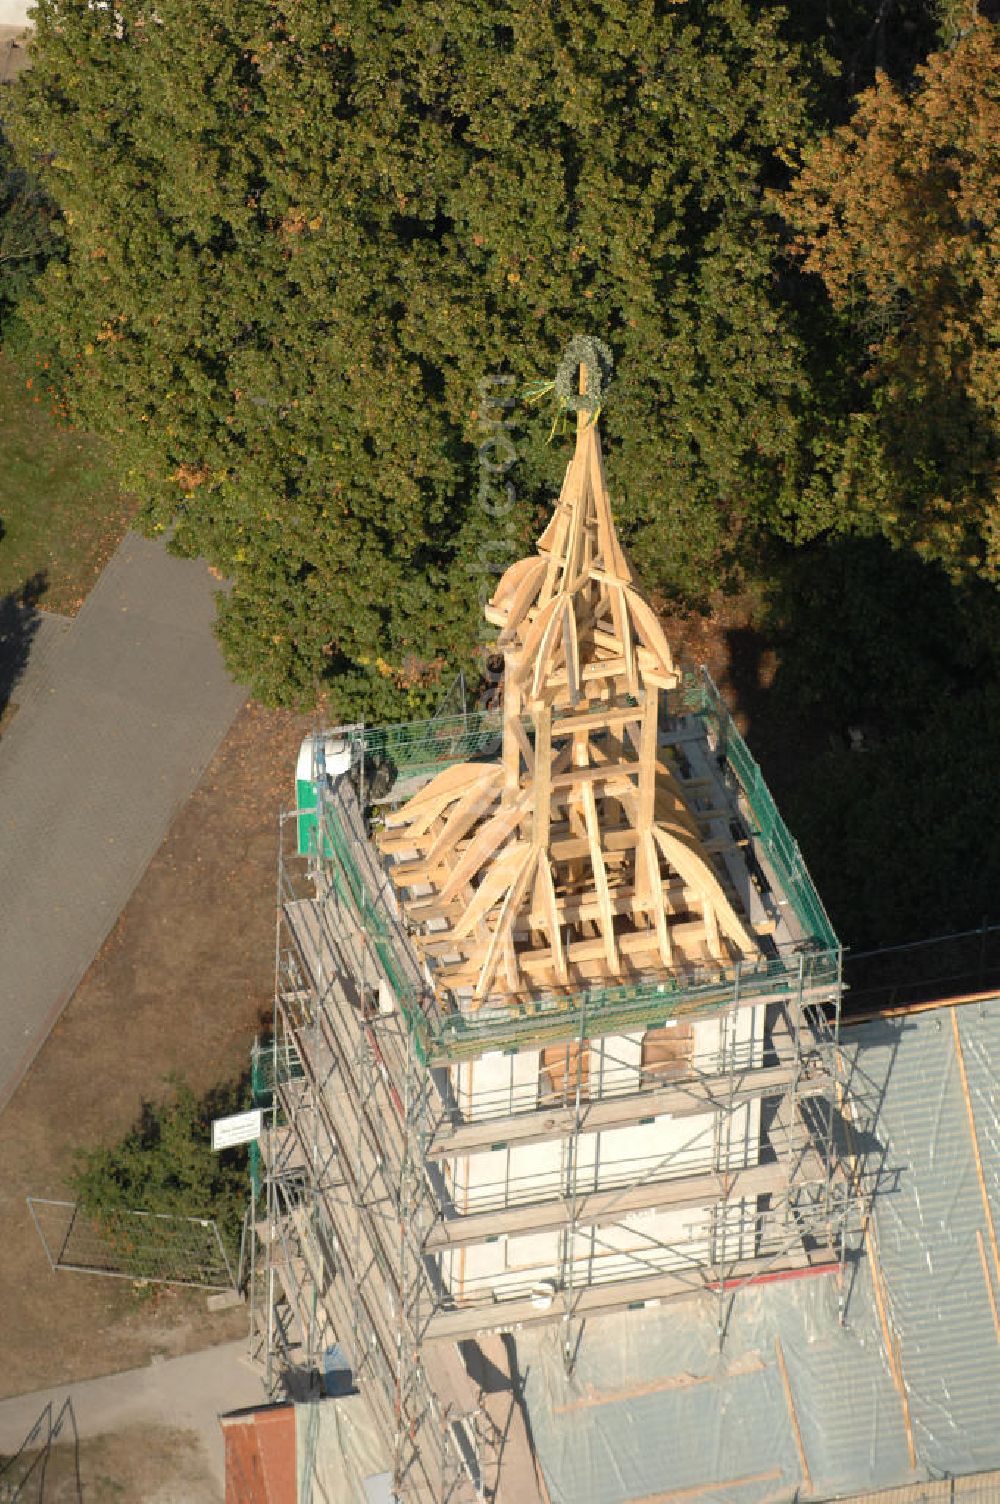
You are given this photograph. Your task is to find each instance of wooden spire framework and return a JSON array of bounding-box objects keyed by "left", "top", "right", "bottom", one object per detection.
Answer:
[{"left": 379, "top": 367, "right": 756, "bottom": 1006}]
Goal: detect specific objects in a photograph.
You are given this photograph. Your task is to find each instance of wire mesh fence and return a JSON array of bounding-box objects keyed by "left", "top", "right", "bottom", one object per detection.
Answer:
[
  {"left": 26, "top": 1198, "right": 235, "bottom": 1290},
  {"left": 0, "top": 1398, "right": 80, "bottom": 1504}
]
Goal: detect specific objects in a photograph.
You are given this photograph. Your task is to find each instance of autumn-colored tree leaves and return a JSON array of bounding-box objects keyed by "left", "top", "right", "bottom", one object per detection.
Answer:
[
  {"left": 785, "top": 15, "right": 1000, "bottom": 579},
  {"left": 5, "top": 4, "right": 999, "bottom": 711}
]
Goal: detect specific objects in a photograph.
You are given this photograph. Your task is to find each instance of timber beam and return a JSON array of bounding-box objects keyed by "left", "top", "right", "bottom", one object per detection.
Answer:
[
  {"left": 426, "top": 1159, "right": 788, "bottom": 1250},
  {"left": 425, "top": 1058, "right": 830, "bottom": 1158},
  {"left": 423, "top": 1248, "right": 841, "bottom": 1343}
]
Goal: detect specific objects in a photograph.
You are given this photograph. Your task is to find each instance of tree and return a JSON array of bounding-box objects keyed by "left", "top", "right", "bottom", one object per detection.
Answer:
[
  {"left": 0, "top": 122, "right": 61, "bottom": 336},
  {"left": 782, "top": 15, "right": 1000, "bottom": 581},
  {"left": 70, "top": 1076, "right": 249, "bottom": 1260},
  {"left": 8, "top": 0, "right": 831, "bottom": 714}
]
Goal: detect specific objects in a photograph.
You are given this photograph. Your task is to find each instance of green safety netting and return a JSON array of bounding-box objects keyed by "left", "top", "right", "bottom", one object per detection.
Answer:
[
  {"left": 690, "top": 673, "right": 838, "bottom": 954},
  {"left": 361, "top": 710, "right": 503, "bottom": 778},
  {"left": 302, "top": 668, "right": 838, "bottom": 1065}
]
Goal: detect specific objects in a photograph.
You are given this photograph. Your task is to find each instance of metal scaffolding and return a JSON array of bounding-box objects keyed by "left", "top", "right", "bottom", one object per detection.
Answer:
[{"left": 249, "top": 674, "right": 853, "bottom": 1503}]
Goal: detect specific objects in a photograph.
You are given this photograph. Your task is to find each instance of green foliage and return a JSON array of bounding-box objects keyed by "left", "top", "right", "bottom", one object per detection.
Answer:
[
  {"left": 69, "top": 1077, "right": 250, "bottom": 1258},
  {"left": 781, "top": 0, "right": 947, "bottom": 117},
  {"left": 756, "top": 535, "right": 1000, "bottom": 950},
  {"left": 766, "top": 537, "right": 1000, "bottom": 732},
  {"left": 781, "top": 17, "right": 1000, "bottom": 583},
  {"left": 0, "top": 121, "right": 62, "bottom": 338},
  {"left": 6, "top": 0, "right": 838, "bottom": 714},
  {"left": 788, "top": 688, "right": 1000, "bottom": 951}
]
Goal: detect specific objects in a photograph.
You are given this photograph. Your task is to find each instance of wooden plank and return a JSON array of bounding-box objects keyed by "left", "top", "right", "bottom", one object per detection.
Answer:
[
  {"left": 637, "top": 695, "right": 658, "bottom": 834},
  {"left": 627, "top": 1471, "right": 783, "bottom": 1504},
  {"left": 587, "top": 426, "right": 631, "bottom": 582},
  {"left": 551, "top": 1362, "right": 760, "bottom": 1413},
  {"left": 425, "top": 1254, "right": 841, "bottom": 1343},
  {"left": 864, "top": 1208, "right": 916, "bottom": 1469},
  {"left": 526, "top": 877, "right": 696, "bottom": 929},
  {"left": 473, "top": 848, "right": 536, "bottom": 1001},
  {"left": 436, "top": 801, "right": 526, "bottom": 903},
  {"left": 621, "top": 584, "right": 677, "bottom": 681},
  {"left": 450, "top": 844, "right": 532, "bottom": 942},
  {"left": 581, "top": 779, "right": 618, "bottom": 973},
  {"left": 614, "top": 581, "right": 638, "bottom": 693},
  {"left": 549, "top": 824, "right": 639, "bottom": 860},
  {"left": 531, "top": 596, "right": 570, "bottom": 703},
  {"left": 511, "top": 920, "right": 707, "bottom": 976},
  {"left": 513, "top": 593, "right": 561, "bottom": 686},
  {"left": 422, "top": 777, "right": 504, "bottom": 869},
  {"left": 551, "top": 705, "right": 643, "bottom": 737},
  {"left": 774, "top": 1335, "right": 812, "bottom": 1494},
  {"left": 532, "top": 704, "right": 552, "bottom": 851},
  {"left": 426, "top": 1161, "right": 787, "bottom": 1250},
  {"left": 953, "top": 1007, "right": 1000, "bottom": 1290},
  {"left": 510, "top": 712, "right": 535, "bottom": 777},
  {"left": 651, "top": 824, "right": 754, "bottom": 958},
  {"left": 426, "top": 1060, "right": 821, "bottom": 1158},
  {"left": 702, "top": 900, "right": 722, "bottom": 963},
  {"left": 503, "top": 675, "right": 523, "bottom": 789},
  {"left": 562, "top": 595, "right": 581, "bottom": 703},
  {"left": 381, "top": 758, "right": 485, "bottom": 825},
  {"left": 494, "top": 553, "right": 548, "bottom": 635},
  {"left": 535, "top": 855, "right": 567, "bottom": 984},
  {"left": 550, "top": 761, "right": 642, "bottom": 789},
  {"left": 977, "top": 1228, "right": 1000, "bottom": 1344},
  {"left": 641, "top": 828, "right": 674, "bottom": 968},
  {"left": 564, "top": 428, "right": 587, "bottom": 579}
]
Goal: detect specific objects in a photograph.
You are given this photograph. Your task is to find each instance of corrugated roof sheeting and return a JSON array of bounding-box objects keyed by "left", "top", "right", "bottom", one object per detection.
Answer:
[
  {"left": 860, "top": 1008, "right": 1000, "bottom": 1477},
  {"left": 775, "top": 1258, "right": 911, "bottom": 1495},
  {"left": 517, "top": 1000, "right": 1000, "bottom": 1504},
  {"left": 835, "top": 1469, "right": 1000, "bottom": 1504},
  {"left": 518, "top": 1260, "right": 909, "bottom": 1502}
]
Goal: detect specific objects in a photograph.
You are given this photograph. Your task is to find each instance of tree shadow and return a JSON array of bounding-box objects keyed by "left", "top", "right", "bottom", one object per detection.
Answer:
[
  {"left": 726, "top": 536, "right": 1000, "bottom": 962},
  {"left": 0, "top": 567, "right": 47, "bottom": 725}
]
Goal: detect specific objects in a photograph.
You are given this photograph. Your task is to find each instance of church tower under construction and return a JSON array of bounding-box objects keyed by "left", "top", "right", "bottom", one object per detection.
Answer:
[{"left": 251, "top": 355, "right": 848, "bottom": 1502}]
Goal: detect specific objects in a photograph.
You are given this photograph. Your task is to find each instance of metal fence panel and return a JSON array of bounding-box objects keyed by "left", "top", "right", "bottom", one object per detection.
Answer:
[
  {"left": 0, "top": 1398, "right": 80, "bottom": 1503},
  {"left": 26, "top": 1198, "right": 234, "bottom": 1290}
]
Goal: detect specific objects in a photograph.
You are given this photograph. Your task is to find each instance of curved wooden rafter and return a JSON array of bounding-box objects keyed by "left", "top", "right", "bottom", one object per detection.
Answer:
[{"left": 379, "top": 369, "right": 758, "bottom": 1006}]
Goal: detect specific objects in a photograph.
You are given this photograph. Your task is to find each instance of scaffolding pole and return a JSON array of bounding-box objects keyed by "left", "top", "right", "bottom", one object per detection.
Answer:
[{"left": 252, "top": 761, "right": 855, "bottom": 1501}]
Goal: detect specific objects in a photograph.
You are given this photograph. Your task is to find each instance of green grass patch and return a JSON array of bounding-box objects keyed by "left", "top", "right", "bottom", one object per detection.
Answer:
[{"left": 0, "top": 354, "right": 135, "bottom": 613}]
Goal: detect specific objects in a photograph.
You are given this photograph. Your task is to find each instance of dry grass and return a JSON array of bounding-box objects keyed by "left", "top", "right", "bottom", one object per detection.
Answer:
[{"left": 0, "top": 355, "right": 136, "bottom": 613}]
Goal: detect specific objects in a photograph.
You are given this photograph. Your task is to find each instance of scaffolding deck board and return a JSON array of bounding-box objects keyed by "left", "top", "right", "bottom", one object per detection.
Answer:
[
  {"left": 426, "top": 1158, "right": 790, "bottom": 1250},
  {"left": 424, "top": 1252, "right": 843, "bottom": 1343},
  {"left": 426, "top": 1057, "right": 829, "bottom": 1157},
  {"left": 254, "top": 360, "right": 848, "bottom": 1503}
]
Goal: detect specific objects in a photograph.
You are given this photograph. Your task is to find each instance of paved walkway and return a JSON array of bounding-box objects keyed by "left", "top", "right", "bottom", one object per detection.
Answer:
[
  {"left": 0, "top": 1339, "right": 263, "bottom": 1493},
  {"left": 0, "top": 23, "right": 30, "bottom": 83},
  {"left": 0, "top": 532, "right": 247, "bottom": 1110}
]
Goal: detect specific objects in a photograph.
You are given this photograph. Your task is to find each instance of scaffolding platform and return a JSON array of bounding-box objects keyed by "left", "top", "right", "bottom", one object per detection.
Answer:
[
  {"left": 247, "top": 675, "right": 850, "bottom": 1502},
  {"left": 246, "top": 354, "right": 853, "bottom": 1504}
]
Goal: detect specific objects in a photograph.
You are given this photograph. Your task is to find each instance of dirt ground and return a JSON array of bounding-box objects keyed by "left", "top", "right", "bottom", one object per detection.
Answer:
[
  {"left": 0, "top": 700, "right": 311, "bottom": 1403},
  {"left": 0, "top": 599, "right": 770, "bottom": 1401},
  {"left": 0, "top": 595, "right": 771, "bottom": 1504},
  {"left": 3, "top": 1425, "right": 219, "bottom": 1504}
]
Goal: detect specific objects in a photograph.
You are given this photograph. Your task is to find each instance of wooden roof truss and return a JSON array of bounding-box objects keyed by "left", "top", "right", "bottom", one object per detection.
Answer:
[{"left": 379, "top": 386, "right": 757, "bottom": 1009}]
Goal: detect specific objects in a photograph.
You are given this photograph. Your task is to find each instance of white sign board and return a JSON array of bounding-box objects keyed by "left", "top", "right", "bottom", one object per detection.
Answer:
[{"left": 212, "top": 1108, "right": 263, "bottom": 1151}]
